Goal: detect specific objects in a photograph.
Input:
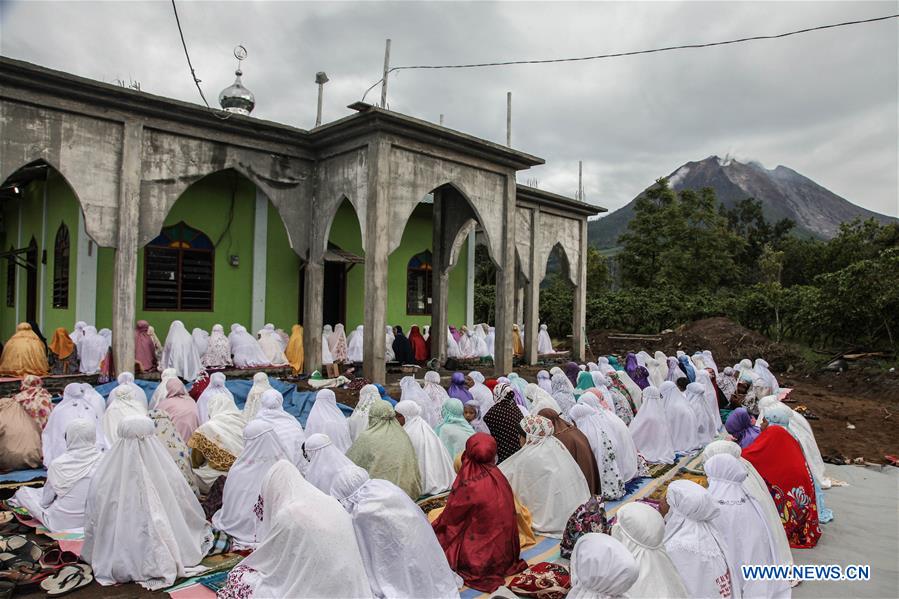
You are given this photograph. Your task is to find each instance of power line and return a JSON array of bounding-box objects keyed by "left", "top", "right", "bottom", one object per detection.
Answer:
[
  {"left": 361, "top": 13, "right": 899, "bottom": 101},
  {"left": 171, "top": 0, "right": 230, "bottom": 119}
]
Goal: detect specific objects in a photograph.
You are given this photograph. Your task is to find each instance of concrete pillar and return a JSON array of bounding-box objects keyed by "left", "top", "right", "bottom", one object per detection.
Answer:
[
  {"left": 111, "top": 121, "right": 142, "bottom": 375},
  {"left": 362, "top": 139, "right": 390, "bottom": 383},
  {"left": 493, "top": 174, "right": 516, "bottom": 375},
  {"left": 75, "top": 210, "right": 98, "bottom": 325},
  {"left": 250, "top": 189, "right": 268, "bottom": 333},
  {"left": 524, "top": 209, "right": 540, "bottom": 364},
  {"left": 465, "top": 230, "right": 475, "bottom": 327},
  {"left": 430, "top": 190, "right": 448, "bottom": 365},
  {"left": 303, "top": 260, "right": 323, "bottom": 372},
  {"left": 572, "top": 219, "right": 588, "bottom": 362}
]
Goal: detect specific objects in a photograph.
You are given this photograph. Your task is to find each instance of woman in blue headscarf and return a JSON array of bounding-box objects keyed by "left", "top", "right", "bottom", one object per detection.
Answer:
[
  {"left": 435, "top": 397, "right": 475, "bottom": 460},
  {"left": 677, "top": 354, "right": 696, "bottom": 383}
]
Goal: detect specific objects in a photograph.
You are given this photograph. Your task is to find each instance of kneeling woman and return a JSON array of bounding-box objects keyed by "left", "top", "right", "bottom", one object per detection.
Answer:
[{"left": 11, "top": 419, "right": 102, "bottom": 532}]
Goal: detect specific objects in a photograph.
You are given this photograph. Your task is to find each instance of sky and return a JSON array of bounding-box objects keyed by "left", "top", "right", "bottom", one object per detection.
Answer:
[{"left": 1, "top": 0, "right": 896, "bottom": 218}]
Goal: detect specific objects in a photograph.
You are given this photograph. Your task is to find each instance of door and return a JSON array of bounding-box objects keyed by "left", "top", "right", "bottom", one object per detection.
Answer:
[
  {"left": 25, "top": 237, "right": 37, "bottom": 323},
  {"left": 322, "top": 262, "right": 347, "bottom": 326}
]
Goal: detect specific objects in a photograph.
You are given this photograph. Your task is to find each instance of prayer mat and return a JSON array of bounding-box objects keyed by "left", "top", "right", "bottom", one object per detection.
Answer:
[{"left": 647, "top": 462, "right": 678, "bottom": 478}]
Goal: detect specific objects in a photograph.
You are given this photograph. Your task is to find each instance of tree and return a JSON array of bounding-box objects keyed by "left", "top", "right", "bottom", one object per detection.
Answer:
[
  {"left": 617, "top": 178, "right": 677, "bottom": 288},
  {"left": 585, "top": 246, "right": 609, "bottom": 296}
]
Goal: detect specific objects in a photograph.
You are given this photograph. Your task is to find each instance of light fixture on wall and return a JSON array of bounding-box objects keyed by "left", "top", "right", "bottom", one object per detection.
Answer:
[{"left": 229, "top": 255, "right": 240, "bottom": 267}]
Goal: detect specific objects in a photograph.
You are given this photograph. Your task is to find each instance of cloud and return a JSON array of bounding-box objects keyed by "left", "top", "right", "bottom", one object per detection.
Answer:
[{"left": 1, "top": 0, "right": 895, "bottom": 217}]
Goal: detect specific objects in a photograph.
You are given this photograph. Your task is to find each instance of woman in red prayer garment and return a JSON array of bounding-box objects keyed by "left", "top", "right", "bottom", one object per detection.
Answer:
[
  {"left": 408, "top": 326, "right": 430, "bottom": 363},
  {"left": 742, "top": 423, "right": 821, "bottom": 548},
  {"left": 432, "top": 432, "right": 527, "bottom": 592}
]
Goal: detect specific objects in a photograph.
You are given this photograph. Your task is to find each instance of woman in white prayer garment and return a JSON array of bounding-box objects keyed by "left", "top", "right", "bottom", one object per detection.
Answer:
[
  {"left": 106, "top": 371, "right": 147, "bottom": 408},
  {"left": 568, "top": 533, "right": 639, "bottom": 599},
  {"left": 385, "top": 326, "right": 396, "bottom": 362},
  {"left": 758, "top": 396, "right": 830, "bottom": 489},
  {"left": 77, "top": 326, "right": 108, "bottom": 375},
  {"left": 662, "top": 479, "right": 738, "bottom": 599},
  {"left": 536, "top": 324, "right": 555, "bottom": 355},
  {"left": 212, "top": 420, "right": 288, "bottom": 548},
  {"left": 12, "top": 418, "right": 103, "bottom": 532},
  {"left": 394, "top": 400, "right": 455, "bottom": 496},
  {"left": 348, "top": 384, "right": 381, "bottom": 442},
  {"left": 302, "top": 433, "right": 355, "bottom": 494},
  {"left": 228, "top": 324, "right": 269, "bottom": 368},
  {"left": 422, "top": 371, "right": 450, "bottom": 426},
  {"left": 484, "top": 326, "right": 495, "bottom": 359},
  {"left": 705, "top": 453, "right": 790, "bottom": 598},
  {"left": 347, "top": 325, "right": 364, "bottom": 363},
  {"left": 253, "top": 388, "right": 306, "bottom": 468},
  {"left": 102, "top": 379, "right": 150, "bottom": 444},
  {"left": 242, "top": 372, "right": 273, "bottom": 421},
  {"left": 457, "top": 326, "right": 476, "bottom": 358},
  {"left": 498, "top": 414, "right": 590, "bottom": 537},
  {"left": 83, "top": 416, "right": 212, "bottom": 590},
  {"left": 628, "top": 386, "right": 676, "bottom": 464},
  {"left": 400, "top": 376, "right": 440, "bottom": 429},
  {"left": 191, "top": 328, "right": 209, "bottom": 361},
  {"left": 257, "top": 323, "right": 289, "bottom": 366},
  {"left": 446, "top": 328, "right": 462, "bottom": 359},
  {"left": 217, "top": 460, "right": 372, "bottom": 599},
  {"left": 659, "top": 381, "right": 701, "bottom": 453},
  {"left": 196, "top": 372, "right": 234, "bottom": 424},
  {"left": 161, "top": 320, "right": 203, "bottom": 381},
  {"left": 188, "top": 394, "right": 246, "bottom": 492},
  {"left": 42, "top": 383, "right": 107, "bottom": 467},
  {"left": 753, "top": 358, "right": 779, "bottom": 396},
  {"left": 304, "top": 389, "right": 352, "bottom": 453},
  {"left": 611, "top": 502, "right": 690, "bottom": 599},
  {"left": 203, "top": 324, "right": 233, "bottom": 369},
  {"left": 149, "top": 368, "right": 179, "bottom": 410},
  {"left": 330, "top": 464, "right": 460, "bottom": 598}
]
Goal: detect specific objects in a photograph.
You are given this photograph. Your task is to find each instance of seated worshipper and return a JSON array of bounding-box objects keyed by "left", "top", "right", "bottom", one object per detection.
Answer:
[
  {"left": 422, "top": 371, "right": 450, "bottom": 425},
  {"left": 628, "top": 386, "right": 676, "bottom": 464},
  {"left": 102, "top": 377, "right": 150, "bottom": 444},
  {"left": 330, "top": 465, "right": 461, "bottom": 598},
  {"left": 303, "top": 432, "right": 355, "bottom": 493},
  {"left": 666, "top": 356, "right": 682, "bottom": 383},
  {"left": 484, "top": 383, "right": 527, "bottom": 463},
  {"left": 742, "top": 416, "right": 822, "bottom": 548},
  {"left": 511, "top": 323, "right": 524, "bottom": 357},
  {"left": 217, "top": 460, "right": 370, "bottom": 599},
  {"left": 536, "top": 323, "right": 555, "bottom": 354},
  {"left": 305, "top": 389, "right": 352, "bottom": 453},
  {"left": 133, "top": 320, "right": 158, "bottom": 373},
  {"left": 717, "top": 366, "right": 739, "bottom": 403},
  {"left": 568, "top": 533, "right": 639, "bottom": 599},
  {"left": 392, "top": 326, "right": 414, "bottom": 365},
  {"left": 696, "top": 369, "right": 724, "bottom": 432},
  {"left": 550, "top": 370, "right": 578, "bottom": 419},
  {"left": 157, "top": 378, "right": 199, "bottom": 447},
  {"left": 188, "top": 393, "right": 246, "bottom": 492},
  {"left": 202, "top": 323, "right": 233, "bottom": 369},
  {"left": 705, "top": 453, "right": 790, "bottom": 598},
  {"left": 148, "top": 408, "right": 199, "bottom": 495},
  {"left": 559, "top": 495, "right": 611, "bottom": 561},
  {"left": 432, "top": 433, "right": 527, "bottom": 592},
  {"left": 662, "top": 479, "right": 737, "bottom": 599},
  {"left": 702, "top": 440, "right": 794, "bottom": 569},
  {"left": 81, "top": 383, "right": 106, "bottom": 418},
  {"left": 243, "top": 372, "right": 273, "bottom": 421},
  {"left": 69, "top": 321, "right": 87, "bottom": 347},
  {"left": 160, "top": 320, "right": 203, "bottom": 381},
  {"left": 538, "top": 408, "right": 601, "bottom": 496},
  {"left": 42, "top": 383, "right": 107, "bottom": 467},
  {"left": 536, "top": 369, "right": 552, "bottom": 394},
  {"left": 83, "top": 417, "right": 212, "bottom": 589},
  {"left": 212, "top": 420, "right": 288, "bottom": 548},
  {"left": 328, "top": 323, "right": 349, "bottom": 363},
  {"left": 10, "top": 418, "right": 102, "bottom": 532},
  {"left": 149, "top": 367, "right": 179, "bottom": 410},
  {"left": 611, "top": 368, "right": 643, "bottom": 411},
  {"left": 625, "top": 352, "right": 650, "bottom": 389},
  {"left": 462, "top": 394, "right": 490, "bottom": 434},
  {"left": 192, "top": 328, "right": 209, "bottom": 361},
  {"left": 0, "top": 394, "right": 42, "bottom": 472},
  {"left": 11, "top": 374, "right": 54, "bottom": 429},
  {"left": 0, "top": 322, "right": 49, "bottom": 376},
  {"left": 611, "top": 502, "right": 690, "bottom": 599},
  {"left": 400, "top": 375, "right": 439, "bottom": 428},
  {"left": 346, "top": 399, "right": 422, "bottom": 500},
  {"left": 659, "top": 381, "right": 701, "bottom": 453},
  {"left": 498, "top": 415, "right": 590, "bottom": 537},
  {"left": 677, "top": 353, "right": 697, "bottom": 383},
  {"left": 645, "top": 353, "right": 667, "bottom": 388},
  {"left": 254, "top": 388, "right": 306, "bottom": 467},
  {"left": 285, "top": 324, "right": 304, "bottom": 373},
  {"left": 685, "top": 381, "right": 716, "bottom": 446},
  {"left": 446, "top": 327, "right": 463, "bottom": 359},
  {"left": 573, "top": 369, "right": 598, "bottom": 399},
  {"left": 48, "top": 327, "right": 79, "bottom": 375},
  {"left": 345, "top": 325, "right": 364, "bottom": 363},
  {"left": 468, "top": 371, "right": 495, "bottom": 409},
  {"left": 146, "top": 324, "right": 164, "bottom": 363},
  {"left": 592, "top": 371, "right": 635, "bottom": 424},
  {"left": 228, "top": 324, "right": 269, "bottom": 368},
  {"left": 754, "top": 358, "right": 778, "bottom": 396},
  {"left": 196, "top": 372, "right": 234, "bottom": 424},
  {"left": 76, "top": 326, "right": 103, "bottom": 373},
  {"left": 436, "top": 397, "right": 475, "bottom": 460},
  {"left": 257, "top": 323, "right": 289, "bottom": 366},
  {"left": 109, "top": 371, "right": 147, "bottom": 405},
  {"left": 725, "top": 407, "right": 761, "bottom": 449},
  {"left": 346, "top": 384, "right": 379, "bottom": 443},
  {"left": 758, "top": 395, "right": 829, "bottom": 489},
  {"left": 394, "top": 400, "right": 455, "bottom": 496},
  {"left": 567, "top": 404, "right": 625, "bottom": 499},
  {"left": 448, "top": 371, "right": 473, "bottom": 405},
  {"left": 526, "top": 383, "right": 562, "bottom": 416}
]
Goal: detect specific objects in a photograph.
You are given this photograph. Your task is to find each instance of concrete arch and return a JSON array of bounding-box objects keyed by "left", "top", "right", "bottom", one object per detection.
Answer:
[
  {"left": 447, "top": 218, "right": 477, "bottom": 271},
  {"left": 319, "top": 193, "right": 365, "bottom": 256},
  {"left": 537, "top": 212, "right": 581, "bottom": 286}
]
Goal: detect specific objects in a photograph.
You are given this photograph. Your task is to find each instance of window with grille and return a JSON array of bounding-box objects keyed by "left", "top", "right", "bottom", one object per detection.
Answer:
[
  {"left": 6, "top": 247, "right": 14, "bottom": 308},
  {"left": 143, "top": 221, "right": 214, "bottom": 311},
  {"left": 52, "top": 223, "right": 70, "bottom": 308},
  {"left": 406, "top": 250, "right": 433, "bottom": 315}
]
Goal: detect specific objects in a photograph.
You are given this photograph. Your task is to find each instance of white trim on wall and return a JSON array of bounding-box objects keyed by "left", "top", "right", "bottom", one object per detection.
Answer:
[
  {"left": 75, "top": 209, "right": 98, "bottom": 325},
  {"left": 251, "top": 188, "right": 268, "bottom": 333}
]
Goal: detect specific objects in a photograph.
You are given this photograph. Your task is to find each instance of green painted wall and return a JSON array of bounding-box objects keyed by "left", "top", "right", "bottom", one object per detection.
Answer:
[
  {"left": 42, "top": 173, "right": 80, "bottom": 336},
  {"left": 264, "top": 202, "right": 301, "bottom": 327}
]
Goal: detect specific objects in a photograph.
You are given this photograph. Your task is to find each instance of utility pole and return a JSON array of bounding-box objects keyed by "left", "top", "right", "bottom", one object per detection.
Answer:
[
  {"left": 506, "top": 91, "right": 512, "bottom": 146},
  {"left": 380, "top": 39, "right": 391, "bottom": 108},
  {"left": 314, "top": 72, "right": 329, "bottom": 127},
  {"left": 439, "top": 114, "right": 444, "bottom": 126},
  {"left": 578, "top": 160, "right": 583, "bottom": 201}
]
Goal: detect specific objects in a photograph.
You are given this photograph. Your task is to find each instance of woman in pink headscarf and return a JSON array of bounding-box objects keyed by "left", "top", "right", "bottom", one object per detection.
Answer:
[
  {"left": 156, "top": 378, "right": 199, "bottom": 444},
  {"left": 134, "top": 320, "right": 158, "bottom": 373}
]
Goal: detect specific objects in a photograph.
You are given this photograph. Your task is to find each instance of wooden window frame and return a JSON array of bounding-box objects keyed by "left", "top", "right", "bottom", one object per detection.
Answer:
[
  {"left": 406, "top": 250, "right": 433, "bottom": 316},
  {"left": 143, "top": 223, "right": 215, "bottom": 312},
  {"left": 52, "top": 223, "right": 70, "bottom": 309}
]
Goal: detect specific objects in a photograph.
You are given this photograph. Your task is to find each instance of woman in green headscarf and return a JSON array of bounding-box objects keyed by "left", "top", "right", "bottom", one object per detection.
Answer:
[
  {"left": 435, "top": 397, "right": 475, "bottom": 460},
  {"left": 346, "top": 399, "right": 422, "bottom": 500},
  {"left": 607, "top": 355, "right": 623, "bottom": 371},
  {"left": 573, "top": 370, "right": 596, "bottom": 397}
]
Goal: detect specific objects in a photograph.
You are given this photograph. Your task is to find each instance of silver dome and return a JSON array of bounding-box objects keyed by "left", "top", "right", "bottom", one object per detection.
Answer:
[{"left": 218, "top": 69, "right": 255, "bottom": 115}]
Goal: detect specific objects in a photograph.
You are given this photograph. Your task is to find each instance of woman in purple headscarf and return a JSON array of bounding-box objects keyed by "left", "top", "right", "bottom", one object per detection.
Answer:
[
  {"left": 448, "top": 372, "right": 473, "bottom": 404},
  {"left": 724, "top": 407, "right": 761, "bottom": 449},
  {"left": 563, "top": 362, "right": 581, "bottom": 387},
  {"left": 449, "top": 326, "right": 462, "bottom": 344},
  {"left": 625, "top": 353, "right": 650, "bottom": 389}
]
